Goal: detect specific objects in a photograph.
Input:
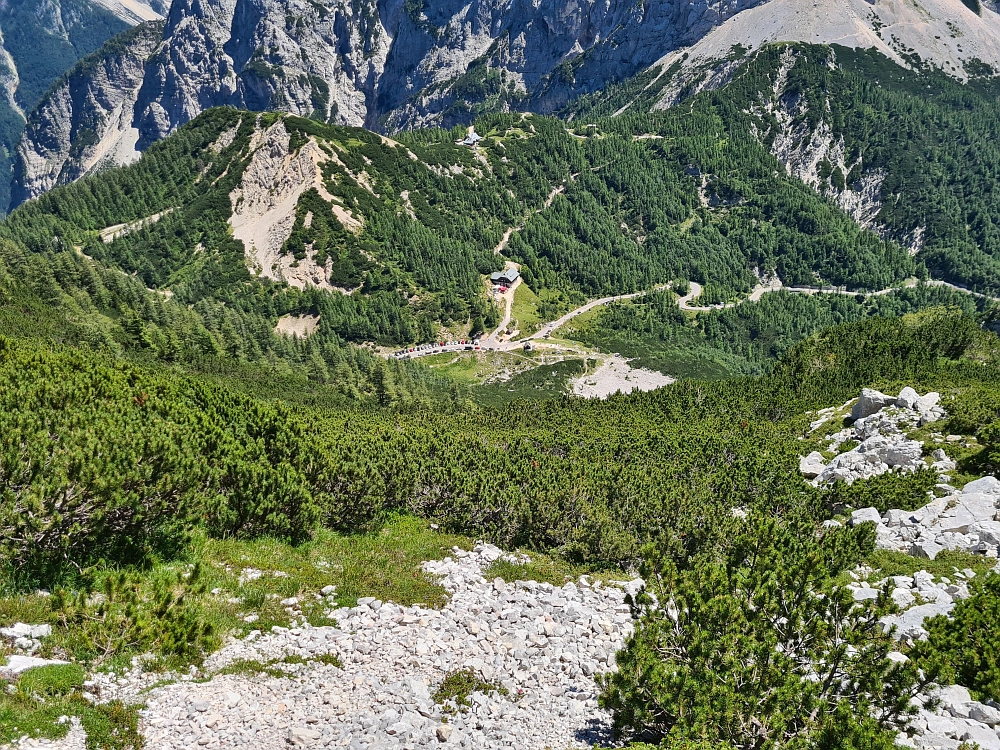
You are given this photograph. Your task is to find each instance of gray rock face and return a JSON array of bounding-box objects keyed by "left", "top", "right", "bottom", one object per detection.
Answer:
[
  {"left": 852, "top": 388, "right": 897, "bottom": 420},
  {"left": 11, "top": 21, "right": 164, "bottom": 207},
  {"left": 12, "top": 0, "right": 768, "bottom": 205}
]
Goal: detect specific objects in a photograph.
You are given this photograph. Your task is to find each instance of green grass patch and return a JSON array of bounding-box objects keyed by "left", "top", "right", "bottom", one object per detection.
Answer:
[
  {"left": 482, "top": 552, "right": 623, "bottom": 587},
  {"left": 510, "top": 283, "right": 541, "bottom": 336},
  {"left": 0, "top": 517, "right": 470, "bottom": 673},
  {"left": 0, "top": 666, "right": 141, "bottom": 750},
  {"left": 17, "top": 664, "right": 85, "bottom": 699},
  {"left": 199, "top": 516, "right": 471, "bottom": 614},
  {"left": 867, "top": 548, "right": 996, "bottom": 581},
  {"left": 432, "top": 668, "right": 508, "bottom": 710},
  {"left": 215, "top": 651, "right": 342, "bottom": 679}
]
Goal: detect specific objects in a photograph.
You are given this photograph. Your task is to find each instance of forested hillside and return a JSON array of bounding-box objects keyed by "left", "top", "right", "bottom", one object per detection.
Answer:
[
  {"left": 3, "top": 100, "right": 925, "bottom": 356},
  {"left": 573, "top": 284, "right": 999, "bottom": 378},
  {"left": 575, "top": 44, "right": 1000, "bottom": 295}
]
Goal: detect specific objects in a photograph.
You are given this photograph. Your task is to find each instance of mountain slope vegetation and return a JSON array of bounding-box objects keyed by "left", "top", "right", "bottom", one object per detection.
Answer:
[
  {"left": 2, "top": 102, "right": 926, "bottom": 354},
  {"left": 576, "top": 43, "right": 1000, "bottom": 295}
]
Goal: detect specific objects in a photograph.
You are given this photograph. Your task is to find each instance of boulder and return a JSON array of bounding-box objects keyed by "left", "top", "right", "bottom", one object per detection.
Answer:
[
  {"left": 850, "top": 507, "right": 884, "bottom": 526},
  {"left": 969, "top": 702, "right": 1000, "bottom": 726},
  {"left": 959, "top": 494, "right": 999, "bottom": 520},
  {"left": 911, "top": 539, "right": 945, "bottom": 560},
  {"left": 912, "top": 733, "right": 959, "bottom": 750},
  {"left": 852, "top": 586, "right": 879, "bottom": 602},
  {"left": 885, "top": 509, "right": 917, "bottom": 527},
  {"left": 964, "top": 476, "right": 1000, "bottom": 496},
  {"left": 896, "top": 387, "right": 920, "bottom": 409},
  {"left": 436, "top": 725, "right": 453, "bottom": 742},
  {"left": 934, "top": 684, "right": 973, "bottom": 709},
  {"left": 920, "top": 709, "right": 958, "bottom": 736},
  {"left": 891, "top": 588, "right": 915, "bottom": 609},
  {"left": 799, "top": 451, "right": 827, "bottom": 479},
  {"left": 886, "top": 440, "right": 925, "bottom": 468},
  {"left": 935, "top": 507, "right": 978, "bottom": 535},
  {"left": 852, "top": 388, "right": 896, "bottom": 421},
  {"left": 961, "top": 723, "right": 1000, "bottom": 750},
  {"left": 973, "top": 521, "right": 1000, "bottom": 546},
  {"left": 881, "top": 603, "right": 953, "bottom": 640},
  {"left": 916, "top": 392, "right": 941, "bottom": 412}
]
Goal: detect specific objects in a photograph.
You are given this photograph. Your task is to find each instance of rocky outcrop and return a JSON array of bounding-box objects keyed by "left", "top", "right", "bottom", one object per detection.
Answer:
[
  {"left": 10, "top": 21, "right": 163, "bottom": 207},
  {"left": 11, "top": 0, "right": 769, "bottom": 208},
  {"left": 804, "top": 387, "right": 948, "bottom": 486},
  {"left": 868, "top": 475, "right": 1000, "bottom": 561},
  {"left": 228, "top": 120, "right": 351, "bottom": 291},
  {"left": 650, "top": 0, "right": 1000, "bottom": 91}
]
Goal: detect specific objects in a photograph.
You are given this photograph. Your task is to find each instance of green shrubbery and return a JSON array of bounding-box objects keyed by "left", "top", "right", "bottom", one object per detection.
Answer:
[
  {"left": 0, "top": 337, "right": 320, "bottom": 586},
  {"left": 913, "top": 574, "right": 1000, "bottom": 703},
  {"left": 0, "top": 665, "right": 141, "bottom": 748},
  {"left": 432, "top": 668, "right": 509, "bottom": 709},
  {"left": 825, "top": 469, "right": 941, "bottom": 515},
  {"left": 598, "top": 515, "right": 926, "bottom": 749},
  {"left": 0, "top": 307, "right": 993, "bottom": 590}
]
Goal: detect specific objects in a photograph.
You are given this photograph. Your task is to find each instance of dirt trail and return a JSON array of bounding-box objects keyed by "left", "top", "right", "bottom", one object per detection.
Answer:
[
  {"left": 493, "top": 183, "right": 568, "bottom": 255},
  {"left": 483, "top": 264, "right": 522, "bottom": 345}
]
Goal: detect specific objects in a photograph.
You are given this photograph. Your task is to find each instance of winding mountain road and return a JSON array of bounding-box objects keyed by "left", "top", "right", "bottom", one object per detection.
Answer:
[
  {"left": 523, "top": 286, "right": 670, "bottom": 342},
  {"left": 392, "top": 276, "right": 999, "bottom": 360}
]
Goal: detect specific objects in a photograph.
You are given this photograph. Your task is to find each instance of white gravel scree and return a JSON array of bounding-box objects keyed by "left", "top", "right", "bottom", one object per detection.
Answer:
[{"left": 112, "top": 544, "right": 636, "bottom": 750}]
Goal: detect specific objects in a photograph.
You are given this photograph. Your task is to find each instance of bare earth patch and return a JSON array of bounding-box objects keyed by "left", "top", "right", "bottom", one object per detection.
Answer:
[
  {"left": 570, "top": 356, "right": 675, "bottom": 399},
  {"left": 274, "top": 314, "right": 320, "bottom": 338}
]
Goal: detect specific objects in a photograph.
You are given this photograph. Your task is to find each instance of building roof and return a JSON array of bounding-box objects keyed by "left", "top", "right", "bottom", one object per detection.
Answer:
[
  {"left": 461, "top": 131, "right": 484, "bottom": 146},
  {"left": 490, "top": 268, "right": 519, "bottom": 284}
]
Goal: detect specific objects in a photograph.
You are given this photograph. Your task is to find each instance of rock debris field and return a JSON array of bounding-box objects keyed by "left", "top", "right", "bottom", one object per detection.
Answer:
[
  {"left": 16, "top": 540, "right": 1000, "bottom": 750},
  {"left": 20, "top": 545, "right": 638, "bottom": 750}
]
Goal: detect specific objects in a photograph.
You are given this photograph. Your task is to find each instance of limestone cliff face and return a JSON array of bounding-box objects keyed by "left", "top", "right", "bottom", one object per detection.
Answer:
[
  {"left": 11, "top": 22, "right": 163, "bottom": 207},
  {"left": 11, "top": 0, "right": 765, "bottom": 208}
]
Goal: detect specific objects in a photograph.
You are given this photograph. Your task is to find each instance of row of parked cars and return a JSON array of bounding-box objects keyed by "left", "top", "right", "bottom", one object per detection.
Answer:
[{"left": 393, "top": 339, "right": 483, "bottom": 359}]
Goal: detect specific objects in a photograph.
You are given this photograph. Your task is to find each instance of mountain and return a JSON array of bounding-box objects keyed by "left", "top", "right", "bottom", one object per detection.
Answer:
[
  {"left": 13, "top": 0, "right": 1000, "bottom": 211},
  {"left": 4, "top": 100, "right": 929, "bottom": 354},
  {"left": 648, "top": 0, "right": 1000, "bottom": 85},
  {"left": 10, "top": 0, "right": 769, "bottom": 206},
  {"left": 0, "top": 0, "right": 162, "bottom": 212}
]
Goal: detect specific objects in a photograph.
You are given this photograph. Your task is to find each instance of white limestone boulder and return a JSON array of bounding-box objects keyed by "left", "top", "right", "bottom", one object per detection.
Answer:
[
  {"left": 896, "top": 387, "right": 920, "bottom": 409},
  {"left": 850, "top": 507, "right": 884, "bottom": 526},
  {"left": 799, "top": 451, "right": 827, "bottom": 479},
  {"left": 852, "top": 388, "right": 897, "bottom": 420}
]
